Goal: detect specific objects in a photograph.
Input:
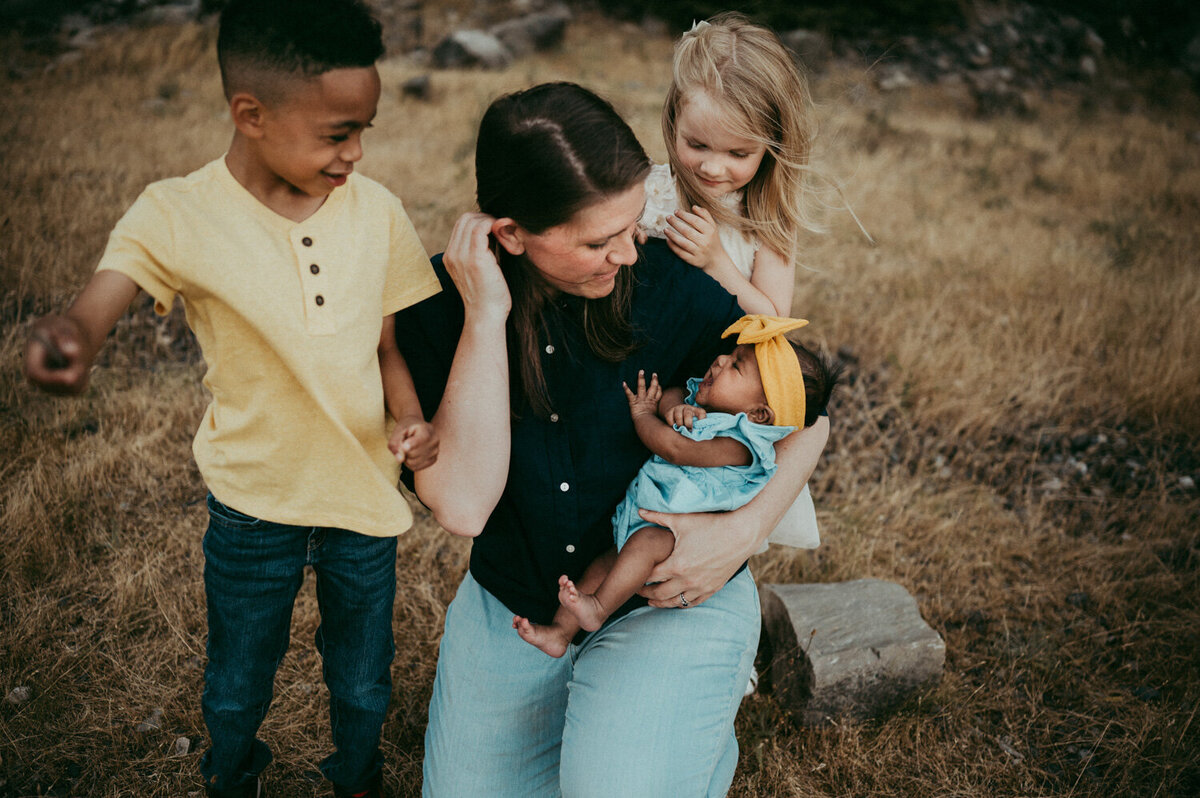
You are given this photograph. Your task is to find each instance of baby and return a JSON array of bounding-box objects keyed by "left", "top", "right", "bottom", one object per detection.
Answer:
[{"left": 514, "top": 314, "right": 839, "bottom": 656}]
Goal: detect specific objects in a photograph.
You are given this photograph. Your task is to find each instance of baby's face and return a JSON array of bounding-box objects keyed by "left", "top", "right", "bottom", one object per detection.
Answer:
[{"left": 694, "top": 344, "right": 768, "bottom": 414}]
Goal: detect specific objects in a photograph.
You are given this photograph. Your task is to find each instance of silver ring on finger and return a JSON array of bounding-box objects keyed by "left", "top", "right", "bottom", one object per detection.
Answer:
[{"left": 679, "top": 592, "right": 690, "bottom": 608}]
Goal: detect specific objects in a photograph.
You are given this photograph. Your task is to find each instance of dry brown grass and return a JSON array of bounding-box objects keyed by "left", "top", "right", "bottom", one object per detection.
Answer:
[{"left": 2, "top": 13, "right": 1198, "bottom": 798}]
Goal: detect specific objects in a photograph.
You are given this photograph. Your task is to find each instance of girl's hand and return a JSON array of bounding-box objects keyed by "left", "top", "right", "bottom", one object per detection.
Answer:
[
  {"left": 443, "top": 212, "right": 511, "bottom": 322},
  {"left": 662, "top": 206, "right": 727, "bottom": 270},
  {"left": 663, "top": 402, "right": 706, "bottom": 430},
  {"left": 635, "top": 507, "right": 758, "bottom": 608},
  {"left": 622, "top": 370, "right": 662, "bottom": 420},
  {"left": 390, "top": 418, "right": 439, "bottom": 471}
]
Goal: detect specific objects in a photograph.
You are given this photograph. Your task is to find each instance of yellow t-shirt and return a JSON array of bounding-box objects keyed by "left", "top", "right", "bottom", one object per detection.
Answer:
[{"left": 97, "top": 157, "right": 440, "bottom": 536}]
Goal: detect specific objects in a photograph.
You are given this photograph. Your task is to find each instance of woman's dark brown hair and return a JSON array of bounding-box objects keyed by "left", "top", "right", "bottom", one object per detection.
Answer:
[{"left": 475, "top": 82, "right": 651, "bottom": 417}]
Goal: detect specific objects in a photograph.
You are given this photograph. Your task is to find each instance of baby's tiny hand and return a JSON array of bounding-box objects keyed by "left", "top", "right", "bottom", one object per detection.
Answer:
[
  {"left": 390, "top": 419, "right": 439, "bottom": 471},
  {"left": 664, "top": 403, "right": 706, "bottom": 430},
  {"left": 623, "top": 370, "right": 662, "bottom": 419}
]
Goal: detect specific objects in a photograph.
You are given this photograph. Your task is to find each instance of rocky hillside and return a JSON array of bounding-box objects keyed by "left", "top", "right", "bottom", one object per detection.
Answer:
[{"left": 5, "top": 0, "right": 1198, "bottom": 105}]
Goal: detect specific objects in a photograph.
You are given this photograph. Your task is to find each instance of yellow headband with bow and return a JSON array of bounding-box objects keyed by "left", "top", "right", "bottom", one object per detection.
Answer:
[{"left": 722, "top": 314, "right": 809, "bottom": 428}]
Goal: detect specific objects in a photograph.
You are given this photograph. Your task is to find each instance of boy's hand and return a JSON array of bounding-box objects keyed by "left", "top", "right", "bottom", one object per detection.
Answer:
[
  {"left": 24, "top": 271, "right": 140, "bottom": 397},
  {"left": 390, "top": 418, "right": 439, "bottom": 471},
  {"left": 664, "top": 402, "right": 706, "bottom": 430},
  {"left": 24, "top": 315, "right": 91, "bottom": 395},
  {"left": 663, "top": 206, "right": 728, "bottom": 271},
  {"left": 623, "top": 370, "right": 662, "bottom": 420}
]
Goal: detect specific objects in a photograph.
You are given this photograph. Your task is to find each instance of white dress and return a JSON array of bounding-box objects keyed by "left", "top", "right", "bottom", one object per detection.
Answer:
[{"left": 642, "top": 164, "right": 820, "bottom": 550}]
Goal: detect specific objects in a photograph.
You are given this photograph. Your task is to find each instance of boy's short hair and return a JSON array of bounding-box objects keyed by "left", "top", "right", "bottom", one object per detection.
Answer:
[
  {"left": 217, "top": 0, "right": 384, "bottom": 102},
  {"left": 790, "top": 339, "right": 843, "bottom": 427}
]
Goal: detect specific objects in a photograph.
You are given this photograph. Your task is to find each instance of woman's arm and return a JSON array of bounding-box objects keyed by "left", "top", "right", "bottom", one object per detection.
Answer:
[
  {"left": 637, "top": 414, "right": 829, "bottom": 606},
  {"left": 411, "top": 213, "right": 512, "bottom": 537}
]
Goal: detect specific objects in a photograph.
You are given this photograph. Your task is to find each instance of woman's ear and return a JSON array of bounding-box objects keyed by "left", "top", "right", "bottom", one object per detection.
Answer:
[
  {"left": 747, "top": 404, "right": 775, "bottom": 426},
  {"left": 229, "top": 92, "right": 267, "bottom": 139},
  {"left": 491, "top": 218, "right": 526, "bottom": 256}
]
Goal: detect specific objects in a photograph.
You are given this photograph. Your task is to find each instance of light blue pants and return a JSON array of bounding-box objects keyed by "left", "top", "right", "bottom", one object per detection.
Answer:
[{"left": 421, "top": 569, "right": 760, "bottom": 797}]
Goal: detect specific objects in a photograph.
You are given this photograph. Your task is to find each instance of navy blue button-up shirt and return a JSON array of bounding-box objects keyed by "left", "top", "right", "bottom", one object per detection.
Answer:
[{"left": 395, "top": 239, "right": 742, "bottom": 624}]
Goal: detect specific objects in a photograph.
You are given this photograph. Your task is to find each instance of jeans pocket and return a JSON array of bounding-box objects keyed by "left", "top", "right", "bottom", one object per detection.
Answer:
[{"left": 206, "top": 493, "right": 265, "bottom": 531}]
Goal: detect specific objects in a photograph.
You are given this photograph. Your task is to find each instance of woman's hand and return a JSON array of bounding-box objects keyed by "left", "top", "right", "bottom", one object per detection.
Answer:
[
  {"left": 636, "top": 507, "right": 758, "bottom": 608},
  {"left": 442, "top": 212, "right": 511, "bottom": 322},
  {"left": 636, "top": 417, "right": 831, "bottom": 607}
]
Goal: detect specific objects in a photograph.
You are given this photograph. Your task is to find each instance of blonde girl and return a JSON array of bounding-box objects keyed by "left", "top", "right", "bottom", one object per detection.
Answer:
[
  {"left": 644, "top": 12, "right": 822, "bottom": 317},
  {"left": 648, "top": 12, "right": 851, "bottom": 556}
]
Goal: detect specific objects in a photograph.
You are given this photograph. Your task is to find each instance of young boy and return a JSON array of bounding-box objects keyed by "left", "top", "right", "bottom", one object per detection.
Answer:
[{"left": 22, "top": 1, "right": 439, "bottom": 795}]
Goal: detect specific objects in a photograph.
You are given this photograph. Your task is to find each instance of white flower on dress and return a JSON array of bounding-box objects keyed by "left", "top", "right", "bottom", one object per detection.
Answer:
[
  {"left": 641, "top": 164, "right": 678, "bottom": 239},
  {"left": 640, "top": 163, "right": 759, "bottom": 278}
]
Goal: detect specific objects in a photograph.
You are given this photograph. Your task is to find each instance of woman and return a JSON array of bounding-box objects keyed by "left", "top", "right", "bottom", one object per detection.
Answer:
[{"left": 395, "top": 83, "right": 829, "bottom": 797}]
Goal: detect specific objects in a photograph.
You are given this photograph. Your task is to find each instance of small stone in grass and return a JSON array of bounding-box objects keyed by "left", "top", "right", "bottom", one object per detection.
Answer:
[
  {"left": 136, "top": 707, "right": 165, "bottom": 733},
  {"left": 5, "top": 686, "right": 32, "bottom": 705}
]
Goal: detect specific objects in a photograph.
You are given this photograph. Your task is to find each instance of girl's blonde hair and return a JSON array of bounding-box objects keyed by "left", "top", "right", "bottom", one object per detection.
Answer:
[{"left": 662, "top": 12, "right": 822, "bottom": 260}]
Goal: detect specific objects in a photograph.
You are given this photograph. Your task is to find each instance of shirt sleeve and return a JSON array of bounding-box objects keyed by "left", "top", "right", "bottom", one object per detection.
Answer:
[
  {"left": 95, "top": 189, "right": 181, "bottom": 316},
  {"left": 382, "top": 196, "right": 440, "bottom": 316}
]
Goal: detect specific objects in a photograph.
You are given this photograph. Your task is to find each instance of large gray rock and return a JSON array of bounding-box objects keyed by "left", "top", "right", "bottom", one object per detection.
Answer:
[
  {"left": 488, "top": 5, "right": 571, "bottom": 57},
  {"left": 431, "top": 29, "right": 512, "bottom": 70},
  {"left": 759, "top": 579, "right": 944, "bottom": 726}
]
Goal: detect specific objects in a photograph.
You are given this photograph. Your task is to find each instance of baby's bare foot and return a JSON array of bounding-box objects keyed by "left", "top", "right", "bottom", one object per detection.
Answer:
[
  {"left": 558, "top": 576, "right": 609, "bottom": 632},
  {"left": 512, "top": 615, "right": 569, "bottom": 658}
]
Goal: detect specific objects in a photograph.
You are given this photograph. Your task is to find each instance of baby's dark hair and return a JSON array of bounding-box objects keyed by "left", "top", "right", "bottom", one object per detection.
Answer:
[
  {"left": 217, "top": 0, "right": 383, "bottom": 100},
  {"left": 790, "top": 339, "right": 842, "bottom": 427}
]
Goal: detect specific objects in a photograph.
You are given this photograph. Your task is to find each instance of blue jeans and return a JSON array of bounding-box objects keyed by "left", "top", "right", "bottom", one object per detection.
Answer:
[
  {"left": 199, "top": 495, "right": 397, "bottom": 792},
  {"left": 422, "top": 569, "right": 760, "bottom": 797}
]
